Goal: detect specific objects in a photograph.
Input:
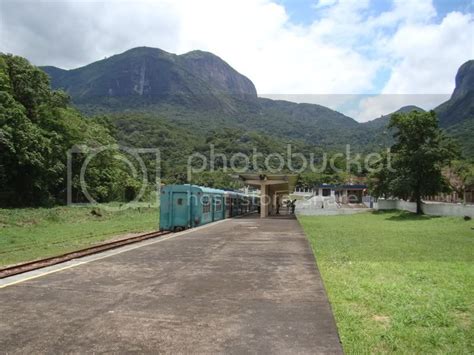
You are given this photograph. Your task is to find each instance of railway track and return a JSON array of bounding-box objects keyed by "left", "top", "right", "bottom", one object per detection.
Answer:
[{"left": 0, "top": 230, "right": 171, "bottom": 279}]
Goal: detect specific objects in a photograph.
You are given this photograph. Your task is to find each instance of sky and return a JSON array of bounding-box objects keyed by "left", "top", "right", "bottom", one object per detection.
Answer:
[{"left": 0, "top": 0, "right": 473, "bottom": 121}]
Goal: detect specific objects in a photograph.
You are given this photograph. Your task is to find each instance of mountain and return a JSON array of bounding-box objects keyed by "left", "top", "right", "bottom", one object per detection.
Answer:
[
  {"left": 433, "top": 60, "right": 474, "bottom": 157},
  {"left": 41, "top": 47, "right": 257, "bottom": 113},
  {"left": 445, "top": 119, "right": 474, "bottom": 157},
  {"left": 41, "top": 46, "right": 360, "bottom": 150},
  {"left": 355, "top": 106, "right": 427, "bottom": 150},
  {"left": 364, "top": 105, "right": 425, "bottom": 130},
  {"left": 41, "top": 48, "right": 473, "bottom": 156},
  {"left": 435, "top": 60, "right": 474, "bottom": 128}
]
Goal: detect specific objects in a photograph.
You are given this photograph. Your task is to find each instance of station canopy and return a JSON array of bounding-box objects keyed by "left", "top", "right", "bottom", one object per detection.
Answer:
[{"left": 238, "top": 173, "right": 298, "bottom": 195}]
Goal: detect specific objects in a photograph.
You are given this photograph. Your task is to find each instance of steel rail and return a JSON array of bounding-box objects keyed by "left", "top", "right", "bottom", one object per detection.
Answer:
[{"left": 0, "top": 230, "right": 171, "bottom": 279}]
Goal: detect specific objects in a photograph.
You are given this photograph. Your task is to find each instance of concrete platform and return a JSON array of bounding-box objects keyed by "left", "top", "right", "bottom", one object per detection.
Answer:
[{"left": 0, "top": 216, "right": 342, "bottom": 354}]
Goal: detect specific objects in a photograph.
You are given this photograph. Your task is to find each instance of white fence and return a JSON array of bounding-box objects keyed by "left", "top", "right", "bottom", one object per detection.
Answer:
[
  {"left": 377, "top": 199, "right": 474, "bottom": 218},
  {"left": 295, "top": 196, "right": 370, "bottom": 216}
]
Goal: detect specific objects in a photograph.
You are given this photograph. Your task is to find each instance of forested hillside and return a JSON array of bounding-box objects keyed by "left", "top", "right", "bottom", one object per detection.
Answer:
[
  {"left": 40, "top": 47, "right": 369, "bottom": 150},
  {"left": 0, "top": 54, "right": 143, "bottom": 206}
]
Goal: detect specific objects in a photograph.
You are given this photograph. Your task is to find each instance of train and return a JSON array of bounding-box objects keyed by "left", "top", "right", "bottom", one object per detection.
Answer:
[{"left": 159, "top": 184, "right": 260, "bottom": 231}]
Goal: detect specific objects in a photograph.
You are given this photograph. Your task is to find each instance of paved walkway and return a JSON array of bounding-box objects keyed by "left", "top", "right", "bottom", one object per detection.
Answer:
[{"left": 0, "top": 216, "right": 342, "bottom": 354}]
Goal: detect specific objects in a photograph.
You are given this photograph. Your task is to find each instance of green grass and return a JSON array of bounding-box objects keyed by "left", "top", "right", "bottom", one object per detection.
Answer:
[
  {"left": 299, "top": 211, "right": 474, "bottom": 354},
  {"left": 0, "top": 205, "right": 158, "bottom": 267}
]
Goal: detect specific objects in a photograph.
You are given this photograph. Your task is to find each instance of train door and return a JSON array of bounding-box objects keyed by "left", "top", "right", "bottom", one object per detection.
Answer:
[
  {"left": 214, "top": 194, "right": 223, "bottom": 221},
  {"left": 201, "top": 195, "right": 212, "bottom": 224},
  {"left": 225, "top": 195, "right": 231, "bottom": 218},
  {"left": 171, "top": 192, "right": 189, "bottom": 229}
]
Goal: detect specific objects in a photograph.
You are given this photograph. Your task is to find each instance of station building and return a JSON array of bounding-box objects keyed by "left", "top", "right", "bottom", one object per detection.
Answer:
[{"left": 238, "top": 173, "right": 298, "bottom": 218}]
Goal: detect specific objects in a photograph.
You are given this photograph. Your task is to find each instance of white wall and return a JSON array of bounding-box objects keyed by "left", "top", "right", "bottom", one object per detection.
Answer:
[
  {"left": 422, "top": 202, "right": 474, "bottom": 218},
  {"left": 377, "top": 199, "right": 474, "bottom": 218},
  {"left": 297, "top": 208, "right": 368, "bottom": 216},
  {"left": 295, "top": 196, "right": 338, "bottom": 211}
]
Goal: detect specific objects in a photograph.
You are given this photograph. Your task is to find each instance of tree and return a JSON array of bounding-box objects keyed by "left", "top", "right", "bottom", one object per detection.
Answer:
[
  {"left": 446, "top": 160, "right": 474, "bottom": 204},
  {"left": 0, "top": 54, "right": 145, "bottom": 207},
  {"left": 367, "top": 151, "right": 393, "bottom": 199},
  {"left": 369, "top": 110, "right": 458, "bottom": 214}
]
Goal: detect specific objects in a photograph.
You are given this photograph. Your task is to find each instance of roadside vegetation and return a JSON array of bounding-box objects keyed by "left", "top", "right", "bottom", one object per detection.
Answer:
[
  {"left": 0, "top": 205, "right": 158, "bottom": 267},
  {"left": 299, "top": 211, "right": 473, "bottom": 354}
]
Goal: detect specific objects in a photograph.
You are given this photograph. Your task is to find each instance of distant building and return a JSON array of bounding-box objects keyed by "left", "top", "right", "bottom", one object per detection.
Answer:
[{"left": 294, "top": 183, "right": 368, "bottom": 204}]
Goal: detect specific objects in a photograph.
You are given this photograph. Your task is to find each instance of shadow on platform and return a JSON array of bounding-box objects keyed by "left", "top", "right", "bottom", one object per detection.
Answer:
[{"left": 242, "top": 213, "right": 296, "bottom": 220}]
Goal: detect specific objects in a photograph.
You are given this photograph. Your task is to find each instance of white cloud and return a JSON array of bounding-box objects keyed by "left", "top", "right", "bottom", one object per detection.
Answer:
[
  {"left": 350, "top": 9, "right": 473, "bottom": 121},
  {"left": 260, "top": 94, "right": 360, "bottom": 112},
  {"left": 161, "top": 0, "right": 380, "bottom": 94},
  {"left": 381, "top": 11, "right": 474, "bottom": 94},
  {"left": 350, "top": 94, "right": 451, "bottom": 122},
  {"left": 313, "top": 0, "right": 338, "bottom": 9}
]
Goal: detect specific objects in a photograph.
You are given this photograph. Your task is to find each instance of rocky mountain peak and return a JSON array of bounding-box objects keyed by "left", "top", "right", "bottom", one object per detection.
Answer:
[
  {"left": 41, "top": 46, "right": 257, "bottom": 109},
  {"left": 434, "top": 59, "right": 474, "bottom": 127},
  {"left": 452, "top": 60, "right": 474, "bottom": 100}
]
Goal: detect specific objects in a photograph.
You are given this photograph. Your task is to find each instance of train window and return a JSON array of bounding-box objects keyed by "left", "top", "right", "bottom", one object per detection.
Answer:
[
  {"left": 202, "top": 196, "right": 210, "bottom": 213},
  {"left": 177, "top": 198, "right": 183, "bottom": 205}
]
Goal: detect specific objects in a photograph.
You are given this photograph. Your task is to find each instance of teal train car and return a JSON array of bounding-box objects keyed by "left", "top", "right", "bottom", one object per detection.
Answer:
[
  {"left": 159, "top": 184, "right": 260, "bottom": 231},
  {"left": 159, "top": 184, "right": 226, "bottom": 231}
]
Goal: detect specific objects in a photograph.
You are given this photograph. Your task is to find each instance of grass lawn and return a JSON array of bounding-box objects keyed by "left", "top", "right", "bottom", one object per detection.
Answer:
[
  {"left": 0, "top": 205, "right": 158, "bottom": 267},
  {"left": 299, "top": 211, "right": 473, "bottom": 354}
]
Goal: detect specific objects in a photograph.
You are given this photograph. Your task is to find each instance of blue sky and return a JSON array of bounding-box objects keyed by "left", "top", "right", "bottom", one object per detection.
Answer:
[{"left": 279, "top": 0, "right": 472, "bottom": 25}]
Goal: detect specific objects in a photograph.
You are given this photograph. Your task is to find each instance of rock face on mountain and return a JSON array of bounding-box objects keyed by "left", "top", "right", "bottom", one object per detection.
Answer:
[
  {"left": 429, "top": 60, "right": 474, "bottom": 157},
  {"left": 435, "top": 60, "right": 474, "bottom": 127},
  {"left": 41, "top": 47, "right": 257, "bottom": 111},
  {"left": 452, "top": 60, "right": 474, "bottom": 100},
  {"left": 180, "top": 50, "right": 257, "bottom": 99}
]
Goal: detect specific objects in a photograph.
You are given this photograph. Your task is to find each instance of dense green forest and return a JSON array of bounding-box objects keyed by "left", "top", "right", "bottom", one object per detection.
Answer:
[
  {"left": 0, "top": 54, "right": 144, "bottom": 207},
  {"left": 111, "top": 113, "right": 356, "bottom": 185}
]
